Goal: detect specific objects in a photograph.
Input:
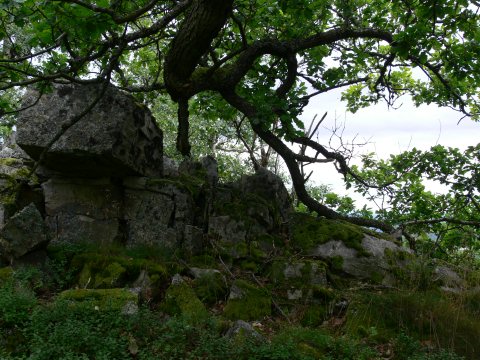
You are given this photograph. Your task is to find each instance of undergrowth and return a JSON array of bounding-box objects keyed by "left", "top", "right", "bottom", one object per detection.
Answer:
[{"left": 0, "top": 243, "right": 477, "bottom": 359}]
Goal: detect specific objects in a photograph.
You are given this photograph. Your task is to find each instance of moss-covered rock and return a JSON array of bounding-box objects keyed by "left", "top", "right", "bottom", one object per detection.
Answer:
[
  {"left": 291, "top": 213, "right": 365, "bottom": 254},
  {"left": 72, "top": 252, "right": 168, "bottom": 292},
  {"left": 162, "top": 276, "right": 209, "bottom": 323},
  {"left": 78, "top": 261, "right": 126, "bottom": 289},
  {"left": 192, "top": 268, "right": 228, "bottom": 305},
  {"left": 58, "top": 288, "right": 138, "bottom": 312},
  {"left": 191, "top": 269, "right": 228, "bottom": 305},
  {"left": 0, "top": 266, "right": 14, "bottom": 284},
  {"left": 223, "top": 280, "right": 271, "bottom": 321},
  {"left": 270, "top": 259, "right": 327, "bottom": 286}
]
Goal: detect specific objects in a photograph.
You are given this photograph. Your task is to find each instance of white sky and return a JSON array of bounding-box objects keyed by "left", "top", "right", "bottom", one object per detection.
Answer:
[{"left": 298, "top": 89, "right": 479, "bottom": 207}]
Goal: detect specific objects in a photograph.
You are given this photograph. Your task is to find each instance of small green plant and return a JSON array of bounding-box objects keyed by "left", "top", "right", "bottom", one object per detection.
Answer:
[{"left": 0, "top": 281, "right": 37, "bottom": 327}]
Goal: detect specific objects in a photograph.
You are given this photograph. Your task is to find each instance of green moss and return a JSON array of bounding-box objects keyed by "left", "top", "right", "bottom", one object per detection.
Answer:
[
  {"left": 189, "top": 254, "right": 218, "bottom": 268},
  {"left": 78, "top": 261, "right": 126, "bottom": 288},
  {"left": 0, "top": 158, "right": 22, "bottom": 167},
  {"left": 72, "top": 253, "right": 168, "bottom": 289},
  {"left": 214, "top": 191, "right": 281, "bottom": 233},
  {"left": 0, "top": 267, "right": 14, "bottom": 284},
  {"left": 163, "top": 281, "right": 209, "bottom": 323},
  {"left": 192, "top": 272, "right": 228, "bottom": 305},
  {"left": 291, "top": 213, "right": 367, "bottom": 255},
  {"left": 223, "top": 280, "right": 271, "bottom": 321},
  {"left": 301, "top": 305, "right": 328, "bottom": 327},
  {"left": 330, "top": 256, "right": 344, "bottom": 271},
  {"left": 369, "top": 271, "right": 385, "bottom": 284},
  {"left": 310, "top": 286, "right": 335, "bottom": 303},
  {"left": 239, "top": 260, "right": 258, "bottom": 272},
  {"left": 58, "top": 288, "right": 138, "bottom": 311}
]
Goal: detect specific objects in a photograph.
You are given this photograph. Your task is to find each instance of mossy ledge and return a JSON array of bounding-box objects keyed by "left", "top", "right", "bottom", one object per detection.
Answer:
[{"left": 290, "top": 213, "right": 367, "bottom": 255}]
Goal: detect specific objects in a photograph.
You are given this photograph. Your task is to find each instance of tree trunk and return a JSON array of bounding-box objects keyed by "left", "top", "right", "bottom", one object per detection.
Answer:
[{"left": 164, "top": 0, "right": 233, "bottom": 100}]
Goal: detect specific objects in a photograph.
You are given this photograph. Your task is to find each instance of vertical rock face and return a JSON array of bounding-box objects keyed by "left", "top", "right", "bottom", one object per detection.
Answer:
[
  {"left": 2, "top": 83, "right": 294, "bottom": 260},
  {"left": 16, "top": 83, "right": 163, "bottom": 177},
  {"left": 42, "top": 177, "right": 123, "bottom": 245}
]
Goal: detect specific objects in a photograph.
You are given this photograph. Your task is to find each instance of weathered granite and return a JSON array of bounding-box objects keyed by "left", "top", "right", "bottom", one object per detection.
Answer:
[
  {"left": 42, "top": 177, "right": 123, "bottom": 244},
  {"left": 0, "top": 203, "right": 47, "bottom": 262},
  {"left": 17, "top": 83, "right": 163, "bottom": 177}
]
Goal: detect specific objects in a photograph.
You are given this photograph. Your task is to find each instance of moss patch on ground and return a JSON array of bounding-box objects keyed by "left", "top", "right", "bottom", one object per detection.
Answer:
[
  {"left": 58, "top": 288, "right": 138, "bottom": 311},
  {"left": 223, "top": 279, "right": 271, "bottom": 321},
  {"left": 0, "top": 267, "right": 14, "bottom": 284},
  {"left": 192, "top": 272, "right": 228, "bottom": 306}
]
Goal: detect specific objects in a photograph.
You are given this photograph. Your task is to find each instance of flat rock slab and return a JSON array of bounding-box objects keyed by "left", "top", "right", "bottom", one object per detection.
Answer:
[{"left": 17, "top": 83, "right": 163, "bottom": 177}]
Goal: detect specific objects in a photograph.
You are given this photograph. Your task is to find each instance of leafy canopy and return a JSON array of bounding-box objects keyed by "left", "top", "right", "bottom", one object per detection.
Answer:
[{"left": 0, "top": 0, "right": 479, "bottom": 240}]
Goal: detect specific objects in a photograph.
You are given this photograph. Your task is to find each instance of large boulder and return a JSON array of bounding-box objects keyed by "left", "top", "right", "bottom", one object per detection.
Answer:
[
  {"left": 208, "top": 168, "right": 292, "bottom": 256},
  {"left": 290, "top": 213, "right": 413, "bottom": 285},
  {"left": 309, "top": 235, "right": 412, "bottom": 284},
  {"left": 236, "top": 167, "right": 292, "bottom": 221},
  {"left": 0, "top": 203, "right": 48, "bottom": 263},
  {"left": 16, "top": 83, "right": 163, "bottom": 177}
]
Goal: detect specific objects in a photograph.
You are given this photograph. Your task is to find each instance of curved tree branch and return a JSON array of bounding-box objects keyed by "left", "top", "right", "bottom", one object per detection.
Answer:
[{"left": 220, "top": 88, "right": 394, "bottom": 232}]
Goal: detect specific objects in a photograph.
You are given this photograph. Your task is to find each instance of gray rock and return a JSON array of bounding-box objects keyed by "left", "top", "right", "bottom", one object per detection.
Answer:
[
  {"left": 200, "top": 155, "right": 218, "bottom": 187},
  {"left": 272, "top": 260, "right": 328, "bottom": 286},
  {"left": 287, "top": 289, "right": 303, "bottom": 300},
  {"left": 17, "top": 83, "right": 163, "bottom": 177},
  {"left": 190, "top": 267, "right": 223, "bottom": 279},
  {"left": 225, "top": 320, "right": 264, "bottom": 341},
  {"left": 163, "top": 156, "right": 179, "bottom": 177},
  {"left": 131, "top": 270, "right": 153, "bottom": 303},
  {"left": 171, "top": 273, "right": 184, "bottom": 285},
  {"left": 310, "top": 235, "right": 412, "bottom": 284},
  {"left": 183, "top": 225, "right": 204, "bottom": 256},
  {"left": 237, "top": 167, "right": 292, "bottom": 221},
  {"left": 433, "top": 265, "right": 465, "bottom": 289},
  {"left": 283, "top": 262, "right": 304, "bottom": 278},
  {"left": 42, "top": 177, "right": 123, "bottom": 244},
  {"left": 121, "top": 301, "right": 139, "bottom": 315},
  {"left": 228, "top": 282, "right": 245, "bottom": 300},
  {"left": 208, "top": 216, "right": 247, "bottom": 246},
  {"left": 0, "top": 203, "right": 47, "bottom": 262},
  {"left": 123, "top": 179, "right": 195, "bottom": 249},
  {"left": 0, "top": 132, "right": 30, "bottom": 160}
]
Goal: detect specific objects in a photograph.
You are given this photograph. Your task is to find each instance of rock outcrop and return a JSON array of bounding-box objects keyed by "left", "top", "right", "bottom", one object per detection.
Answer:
[
  {"left": 0, "top": 82, "right": 425, "bottom": 292},
  {"left": 16, "top": 83, "right": 163, "bottom": 177}
]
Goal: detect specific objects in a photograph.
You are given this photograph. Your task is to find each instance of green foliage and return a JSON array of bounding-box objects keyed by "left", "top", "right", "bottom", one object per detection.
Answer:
[
  {"left": 0, "top": 280, "right": 36, "bottom": 328},
  {"left": 26, "top": 301, "right": 131, "bottom": 360},
  {"left": 348, "top": 144, "right": 480, "bottom": 259},
  {"left": 346, "top": 290, "right": 480, "bottom": 359}
]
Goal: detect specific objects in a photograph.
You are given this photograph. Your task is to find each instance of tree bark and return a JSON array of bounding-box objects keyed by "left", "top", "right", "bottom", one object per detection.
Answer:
[{"left": 164, "top": 0, "right": 233, "bottom": 100}]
